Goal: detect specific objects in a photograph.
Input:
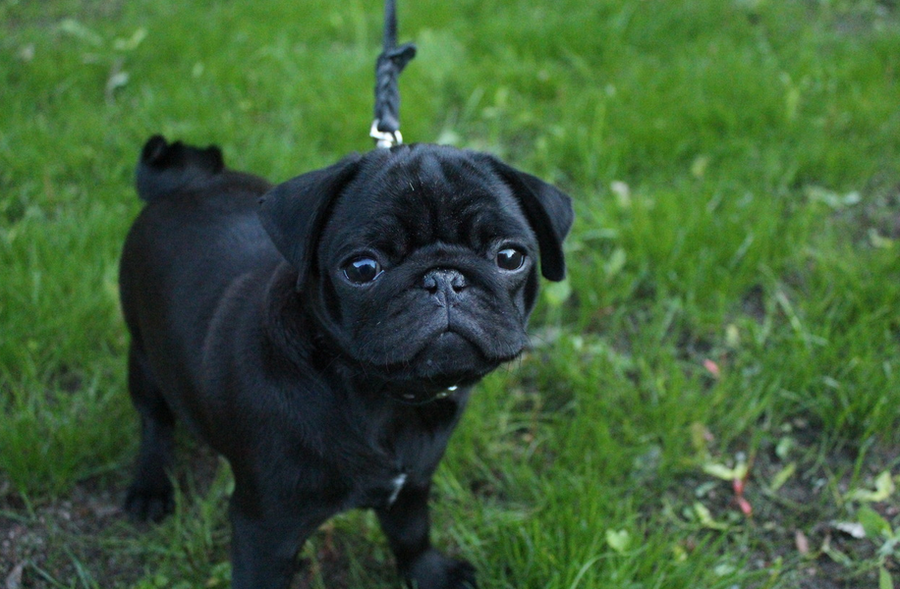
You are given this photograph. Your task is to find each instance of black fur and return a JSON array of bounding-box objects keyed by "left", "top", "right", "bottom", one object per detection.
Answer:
[
  {"left": 135, "top": 135, "right": 225, "bottom": 202},
  {"left": 119, "top": 135, "right": 573, "bottom": 589}
]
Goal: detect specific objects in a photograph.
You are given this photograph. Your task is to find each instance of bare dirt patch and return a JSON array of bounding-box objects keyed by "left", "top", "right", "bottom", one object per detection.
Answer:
[{"left": 660, "top": 421, "right": 899, "bottom": 588}]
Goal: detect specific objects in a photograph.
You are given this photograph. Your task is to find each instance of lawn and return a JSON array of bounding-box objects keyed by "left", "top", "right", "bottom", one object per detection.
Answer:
[{"left": 1, "top": 0, "right": 899, "bottom": 587}]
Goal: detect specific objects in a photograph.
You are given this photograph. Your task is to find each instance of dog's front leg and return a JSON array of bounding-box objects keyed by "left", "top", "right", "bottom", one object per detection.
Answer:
[
  {"left": 228, "top": 497, "right": 326, "bottom": 589},
  {"left": 377, "top": 482, "right": 477, "bottom": 589}
]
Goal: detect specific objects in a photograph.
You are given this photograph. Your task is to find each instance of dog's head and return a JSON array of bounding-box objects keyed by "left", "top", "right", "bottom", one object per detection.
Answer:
[{"left": 259, "top": 144, "right": 573, "bottom": 401}]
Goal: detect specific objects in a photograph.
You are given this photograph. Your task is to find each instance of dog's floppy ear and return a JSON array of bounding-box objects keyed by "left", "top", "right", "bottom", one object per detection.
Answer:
[
  {"left": 482, "top": 156, "right": 574, "bottom": 281},
  {"left": 258, "top": 153, "right": 363, "bottom": 289}
]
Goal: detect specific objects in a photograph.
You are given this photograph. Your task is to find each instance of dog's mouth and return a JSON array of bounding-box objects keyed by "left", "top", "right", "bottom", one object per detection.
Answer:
[{"left": 368, "top": 329, "right": 523, "bottom": 404}]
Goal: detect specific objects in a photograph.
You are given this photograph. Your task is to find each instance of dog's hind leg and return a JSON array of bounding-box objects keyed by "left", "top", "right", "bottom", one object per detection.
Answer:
[
  {"left": 124, "top": 344, "right": 176, "bottom": 522},
  {"left": 377, "top": 483, "right": 478, "bottom": 589}
]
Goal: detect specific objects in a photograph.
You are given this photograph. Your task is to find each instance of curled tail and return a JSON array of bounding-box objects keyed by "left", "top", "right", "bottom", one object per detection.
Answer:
[{"left": 135, "top": 135, "right": 225, "bottom": 202}]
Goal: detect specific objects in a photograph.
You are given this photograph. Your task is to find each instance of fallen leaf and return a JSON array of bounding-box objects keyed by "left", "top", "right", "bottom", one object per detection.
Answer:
[
  {"left": 58, "top": 18, "right": 103, "bottom": 45},
  {"left": 725, "top": 324, "right": 740, "bottom": 348},
  {"left": 703, "top": 461, "right": 748, "bottom": 481},
  {"left": 610, "top": 180, "right": 631, "bottom": 208},
  {"left": 703, "top": 359, "right": 721, "bottom": 378},
  {"left": 775, "top": 436, "right": 796, "bottom": 460},
  {"left": 713, "top": 562, "right": 737, "bottom": 576},
  {"left": 691, "top": 155, "right": 710, "bottom": 179},
  {"left": 804, "top": 185, "right": 861, "bottom": 209},
  {"left": 605, "top": 529, "right": 631, "bottom": 553},
  {"left": 105, "top": 58, "right": 128, "bottom": 103},
  {"left": 5, "top": 562, "right": 24, "bottom": 589},
  {"left": 833, "top": 521, "right": 866, "bottom": 539},
  {"left": 795, "top": 530, "right": 810, "bottom": 555},
  {"left": 847, "top": 471, "right": 895, "bottom": 503}
]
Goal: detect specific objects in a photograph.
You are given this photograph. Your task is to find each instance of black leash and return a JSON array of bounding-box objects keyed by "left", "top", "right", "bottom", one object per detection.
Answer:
[{"left": 370, "top": 0, "right": 416, "bottom": 149}]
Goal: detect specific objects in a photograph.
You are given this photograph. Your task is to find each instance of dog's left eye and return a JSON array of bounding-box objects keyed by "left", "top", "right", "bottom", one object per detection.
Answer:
[
  {"left": 343, "top": 257, "right": 383, "bottom": 284},
  {"left": 496, "top": 248, "right": 526, "bottom": 271}
]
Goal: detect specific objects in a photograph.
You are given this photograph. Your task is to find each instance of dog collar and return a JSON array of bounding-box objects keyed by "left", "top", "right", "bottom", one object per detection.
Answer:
[
  {"left": 398, "top": 385, "right": 458, "bottom": 404},
  {"left": 436, "top": 385, "right": 458, "bottom": 399}
]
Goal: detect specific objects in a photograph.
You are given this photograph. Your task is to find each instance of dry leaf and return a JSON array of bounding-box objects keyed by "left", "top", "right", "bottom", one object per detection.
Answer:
[
  {"left": 703, "top": 359, "right": 721, "bottom": 378},
  {"left": 5, "top": 562, "right": 24, "bottom": 589},
  {"left": 833, "top": 521, "right": 866, "bottom": 539}
]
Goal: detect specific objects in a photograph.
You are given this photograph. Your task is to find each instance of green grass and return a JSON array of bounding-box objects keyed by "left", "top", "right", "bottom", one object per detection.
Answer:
[{"left": 2, "top": 0, "right": 899, "bottom": 587}]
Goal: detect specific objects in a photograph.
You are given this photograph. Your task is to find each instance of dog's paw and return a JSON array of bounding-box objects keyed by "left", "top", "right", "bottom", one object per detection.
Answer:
[
  {"left": 405, "top": 549, "right": 477, "bottom": 589},
  {"left": 124, "top": 478, "right": 174, "bottom": 523}
]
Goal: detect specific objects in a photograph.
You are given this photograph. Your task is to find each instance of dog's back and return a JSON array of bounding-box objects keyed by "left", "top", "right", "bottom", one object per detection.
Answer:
[{"left": 120, "top": 136, "right": 277, "bottom": 434}]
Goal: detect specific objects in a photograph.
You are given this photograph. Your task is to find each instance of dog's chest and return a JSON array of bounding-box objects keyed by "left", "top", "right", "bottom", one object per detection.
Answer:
[
  {"left": 387, "top": 472, "right": 407, "bottom": 506},
  {"left": 351, "top": 462, "right": 413, "bottom": 510},
  {"left": 350, "top": 437, "right": 432, "bottom": 509},
  {"left": 347, "top": 404, "right": 457, "bottom": 509}
]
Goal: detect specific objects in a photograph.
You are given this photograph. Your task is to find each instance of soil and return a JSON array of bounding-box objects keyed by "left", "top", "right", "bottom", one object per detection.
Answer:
[{"left": 659, "top": 421, "right": 900, "bottom": 589}]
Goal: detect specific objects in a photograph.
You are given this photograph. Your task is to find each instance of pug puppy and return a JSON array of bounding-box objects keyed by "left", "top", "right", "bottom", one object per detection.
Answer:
[{"left": 119, "top": 135, "right": 573, "bottom": 589}]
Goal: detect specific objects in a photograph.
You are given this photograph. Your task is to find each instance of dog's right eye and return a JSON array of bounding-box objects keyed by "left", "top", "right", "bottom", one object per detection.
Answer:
[
  {"left": 496, "top": 247, "right": 526, "bottom": 271},
  {"left": 342, "top": 257, "right": 383, "bottom": 284}
]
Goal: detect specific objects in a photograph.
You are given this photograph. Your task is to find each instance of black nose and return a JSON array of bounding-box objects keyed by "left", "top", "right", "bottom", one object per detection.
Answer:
[{"left": 422, "top": 269, "right": 467, "bottom": 303}]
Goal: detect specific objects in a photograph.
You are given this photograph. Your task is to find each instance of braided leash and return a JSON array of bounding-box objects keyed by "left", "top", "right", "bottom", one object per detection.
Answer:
[{"left": 370, "top": 0, "right": 416, "bottom": 149}]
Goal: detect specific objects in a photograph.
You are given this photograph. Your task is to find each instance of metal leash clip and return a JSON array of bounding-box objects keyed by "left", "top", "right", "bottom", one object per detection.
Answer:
[
  {"left": 370, "top": 0, "right": 415, "bottom": 149},
  {"left": 370, "top": 119, "right": 403, "bottom": 149}
]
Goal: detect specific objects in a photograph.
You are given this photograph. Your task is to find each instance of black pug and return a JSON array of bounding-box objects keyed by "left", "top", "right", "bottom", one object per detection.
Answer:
[{"left": 119, "top": 135, "right": 573, "bottom": 589}]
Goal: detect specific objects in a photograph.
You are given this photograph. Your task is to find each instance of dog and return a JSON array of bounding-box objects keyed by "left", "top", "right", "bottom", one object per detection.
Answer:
[{"left": 119, "top": 135, "right": 573, "bottom": 589}]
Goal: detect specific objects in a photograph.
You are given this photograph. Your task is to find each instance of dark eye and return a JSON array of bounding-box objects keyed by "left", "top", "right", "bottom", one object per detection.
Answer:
[
  {"left": 496, "top": 248, "right": 526, "bottom": 271},
  {"left": 342, "top": 257, "right": 382, "bottom": 284}
]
